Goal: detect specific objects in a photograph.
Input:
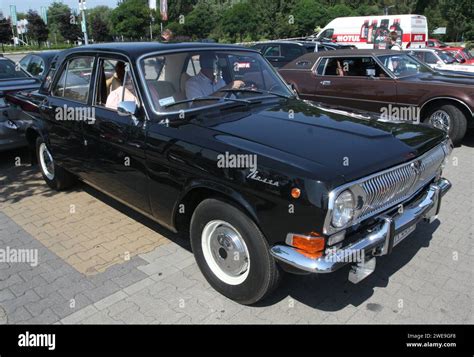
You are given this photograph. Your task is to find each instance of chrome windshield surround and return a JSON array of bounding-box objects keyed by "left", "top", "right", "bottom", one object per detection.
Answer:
[{"left": 323, "top": 140, "right": 450, "bottom": 235}]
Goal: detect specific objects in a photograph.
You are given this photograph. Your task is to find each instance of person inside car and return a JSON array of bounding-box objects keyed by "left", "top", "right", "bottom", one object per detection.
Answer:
[
  {"left": 105, "top": 62, "right": 137, "bottom": 110},
  {"left": 185, "top": 53, "right": 245, "bottom": 99}
]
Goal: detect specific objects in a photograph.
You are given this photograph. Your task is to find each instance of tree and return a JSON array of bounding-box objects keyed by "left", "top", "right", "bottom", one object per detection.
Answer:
[
  {"left": 221, "top": 2, "right": 259, "bottom": 42},
  {"left": 291, "top": 0, "right": 329, "bottom": 36},
  {"left": 182, "top": 2, "right": 219, "bottom": 40},
  {"left": 26, "top": 10, "right": 49, "bottom": 48},
  {"left": 89, "top": 6, "right": 113, "bottom": 42},
  {"left": 0, "top": 17, "right": 12, "bottom": 52},
  {"left": 110, "top": 0, "right": 150, "bottom": 40},
  {"left": 47, "top": 2, "right": 71, "bottom": 43}
]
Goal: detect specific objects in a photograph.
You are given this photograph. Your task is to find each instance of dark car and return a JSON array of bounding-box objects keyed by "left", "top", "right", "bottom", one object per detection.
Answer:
[
  {"left": 0, "top": 57, "right": 41, "bottom": 151},
  {"left": 19, "top": 51, "right": 60, "bottom": 80},
  {"left": 7, "top": 43, "right": 452, "bottom": 304},
  {"left": 279, "top": 49, "right": 474, "bottom": 145},
  {"left": 250, "top": 40, "right": 354, "bottom": 68}
]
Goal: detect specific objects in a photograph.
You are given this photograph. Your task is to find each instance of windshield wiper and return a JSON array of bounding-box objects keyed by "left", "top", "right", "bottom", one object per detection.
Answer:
[
  {"left": 162, "top": 96, "right": 251, "bottom": 109},
  {"left": 219, "top": 88, "right": 292, "bottom": 99}
]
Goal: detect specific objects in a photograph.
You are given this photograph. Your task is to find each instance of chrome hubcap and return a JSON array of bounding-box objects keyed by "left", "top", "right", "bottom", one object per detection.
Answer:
[
  {"left": 201, "top": 220, "right": 250, "bottom": 285},
  {"left": 39, "top": 143, "right": 55, "bottom": 180},
  {"left": 429, "top": 110, "right": 451, "bottom": 133}
]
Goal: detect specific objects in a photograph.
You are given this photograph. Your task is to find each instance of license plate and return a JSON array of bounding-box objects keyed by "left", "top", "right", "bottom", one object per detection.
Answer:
[{"left": 393, "top": 224, "right": 417, "bottom": 247}]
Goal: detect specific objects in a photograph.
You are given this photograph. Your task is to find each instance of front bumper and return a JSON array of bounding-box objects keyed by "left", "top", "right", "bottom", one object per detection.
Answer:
[{"left": 270, "top": 178, "right": 451, "bottom": 275}]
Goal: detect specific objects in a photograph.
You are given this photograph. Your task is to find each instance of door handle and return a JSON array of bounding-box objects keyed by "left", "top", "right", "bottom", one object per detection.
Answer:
[{"left": 320, "top": 80, "right": 331, "bottom": 86}]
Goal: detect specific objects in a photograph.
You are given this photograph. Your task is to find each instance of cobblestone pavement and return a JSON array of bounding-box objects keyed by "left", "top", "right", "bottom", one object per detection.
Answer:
[{"left": 0, "top": 132, "right": 472, "bottom": 324}]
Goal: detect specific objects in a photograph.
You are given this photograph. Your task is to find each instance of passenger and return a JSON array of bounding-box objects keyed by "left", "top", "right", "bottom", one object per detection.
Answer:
[
  {"left": 106, "top": 61, "right": 125, "bottom": 94},
  {"left": 105, "top": 63, "right": 137, "bottom": 110},
  {"left": 185, "top": 53, "right": 245, "bottom": 99}
]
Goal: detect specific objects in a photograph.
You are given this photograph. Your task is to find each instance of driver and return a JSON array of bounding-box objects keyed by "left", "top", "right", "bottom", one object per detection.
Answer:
[{"left": 185, "top": 53, "right": 245, "bottom": 99}]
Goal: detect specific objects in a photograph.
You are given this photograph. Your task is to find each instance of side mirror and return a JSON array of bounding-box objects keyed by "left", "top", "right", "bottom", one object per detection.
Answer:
[
  {"left": 459, "top": 58, "right": 466, "bottom": 63},
  {"left": 117, "top": 101, "right": 137, "bottom": 117}
]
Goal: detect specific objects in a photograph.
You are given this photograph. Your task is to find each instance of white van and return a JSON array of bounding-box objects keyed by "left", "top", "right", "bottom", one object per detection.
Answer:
[{"left": 316, "top": 15, "right": 428, "bottom": 50}]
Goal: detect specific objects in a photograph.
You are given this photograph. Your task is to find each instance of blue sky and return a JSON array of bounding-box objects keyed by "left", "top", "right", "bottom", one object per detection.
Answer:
[{"left": 1, "top": 0, "right": 119, "bottom": 16}]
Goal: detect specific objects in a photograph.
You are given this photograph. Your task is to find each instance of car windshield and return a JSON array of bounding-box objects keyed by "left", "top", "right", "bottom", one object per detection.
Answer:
[
  {"left": 140, "top": 50, "right": 293, "bottom": 113},
  {"left": 435, "top": 50, "right": 457, "bottom": 64},
  {"left": 378, "top": 54, "right": 432, "bottom": 77},
  {"left": 0, "top": 59, "right": 29, "bottom": 80}
]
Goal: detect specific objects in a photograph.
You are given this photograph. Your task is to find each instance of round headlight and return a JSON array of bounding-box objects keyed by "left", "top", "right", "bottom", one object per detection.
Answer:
[{"left": 332, "top": 190, "right": 355, "bottom": 228}]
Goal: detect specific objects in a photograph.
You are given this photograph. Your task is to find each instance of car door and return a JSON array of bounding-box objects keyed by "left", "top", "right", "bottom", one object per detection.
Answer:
[
  {"left": 82, "top": 55, "right": 151, "bottom": 214},
  {"left": 313, "top": 56, "right": 397, "bottom": 114},
  {"left": 42, "top": 55, "right": 95, "bottom": 172}
]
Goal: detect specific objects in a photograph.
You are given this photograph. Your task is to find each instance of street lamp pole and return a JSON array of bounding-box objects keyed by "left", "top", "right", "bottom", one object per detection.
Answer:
[{"left": 79, "top": 0, "right": 89, "bottom": 45}]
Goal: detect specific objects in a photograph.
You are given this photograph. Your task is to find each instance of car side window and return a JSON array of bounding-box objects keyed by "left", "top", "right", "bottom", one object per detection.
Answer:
[
  {"left": 283, "top": 45, "right": 305, "bottom": 60},
  {"left": 425, "top": 52, "right": 438, "bottom": 64},
  {"left": 315, "top": 58, "right": 328, "bottom": 75},
  {"left": 264, "top": 45, "right": 281, "bottom": 57},
  {"left": 52, "top": 56, "right": 94, "bottom": 103},
  {"left": 413, "top": 52, "right": 425, "bottom": 62},
  {"left": 324, "top": 57, "right": 387, "bottom": 77},
  {"left": 95, "top": 58, "right": 138, "bottom": 111},
  {"left": 19, "top": 55, "right": 31, "bottom": 70}
]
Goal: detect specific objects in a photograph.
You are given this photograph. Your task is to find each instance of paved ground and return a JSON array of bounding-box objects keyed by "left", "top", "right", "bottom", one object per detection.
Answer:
[{"left": 0, "top": 133, "right": 473, "bottom": 324}]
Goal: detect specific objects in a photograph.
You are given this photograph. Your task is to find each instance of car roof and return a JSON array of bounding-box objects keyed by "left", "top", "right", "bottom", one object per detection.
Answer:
[
  {"left": 251, "top": 41, "right": 305, "bottom": 46},
  {"left": 281, "top": 49, "right": 402, "bottom": 70},
  {"left": 59, "top": 42, "right": 254, "bottom": 60}
]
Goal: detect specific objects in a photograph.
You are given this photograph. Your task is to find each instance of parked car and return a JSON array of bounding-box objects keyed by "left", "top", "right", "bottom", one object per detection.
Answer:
[
  {"left": 250, "top": 40, "right": 354, "bottom": 68},
  {"left": 7, "top": 43, "right": 453, "bottom": 304},
  {"left": 406, "top": 48, "right": 474, "bottom": 73},
  {"left": 279, "top": 49, "right": 474, "bottom": 144},
  {"left": 0, "top": 57, "right": 41, "bottom": 152},
  {"left": 19, "top": 51, "right": 60, "bottom": 80},
  {"left": 427, "top": 38, "right": 448, "bottom": 48},
  {"left": 444, "top": 47, "right": 474, "bottom": 65}
]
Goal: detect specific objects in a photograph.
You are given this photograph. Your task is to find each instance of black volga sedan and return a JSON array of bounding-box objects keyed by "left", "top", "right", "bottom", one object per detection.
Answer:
[
  {"left": 7, "top": 42, "right": 452, "bottom": 304},
  {"left": 0, "top": 56, "right": 41, "bottom": 152}
]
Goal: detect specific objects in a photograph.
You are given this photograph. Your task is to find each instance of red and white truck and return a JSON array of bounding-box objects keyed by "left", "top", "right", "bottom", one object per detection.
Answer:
[{"left": 316, "top": 14, "right": 428, "bottom": 49}]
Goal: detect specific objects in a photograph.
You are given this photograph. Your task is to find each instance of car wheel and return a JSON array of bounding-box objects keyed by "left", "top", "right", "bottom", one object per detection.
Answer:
[
  {"left": 36, "top": 137, "right": 76, "bottom": 191},
  {"left": 424, "top": 104, "right": 467, "bottom": 145},
  {"left": 190, "top": 198, "right": 281, "bottom": 305}
]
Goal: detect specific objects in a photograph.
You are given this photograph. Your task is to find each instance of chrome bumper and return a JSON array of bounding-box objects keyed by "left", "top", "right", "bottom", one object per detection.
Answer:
[{"left": 270, "top": 178, "right": 451, "bottom": 274}]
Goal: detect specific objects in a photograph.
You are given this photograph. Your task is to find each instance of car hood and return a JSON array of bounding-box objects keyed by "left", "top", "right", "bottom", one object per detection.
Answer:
[{"left": 203, "top": 99, "right": 445, "bottom": 185}]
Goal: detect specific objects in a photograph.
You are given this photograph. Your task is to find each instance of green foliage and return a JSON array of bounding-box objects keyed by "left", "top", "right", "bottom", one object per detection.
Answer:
[
  {"left": 110, "top": 0, "right": 150, "bottom": 39},
  {"left": 89, "top": 6, "right": 113, "bottom": 42},
  {"left": 221, "top": 2, "right": 259, "bottom": 42},
  {"left": 26, "top": 10, "right": 49, "bottom": 48},
  {"left": 0, "top": 17, "right": 12, "bottom": 49}
]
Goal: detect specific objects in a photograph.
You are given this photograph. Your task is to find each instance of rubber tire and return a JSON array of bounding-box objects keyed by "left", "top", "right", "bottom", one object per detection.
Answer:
[
  {"left": 36, "top": 137, "right": 76, "bottom": 191},
  {"left": 424, "top": 103, "right": 467, "bottom": 146},
  {"left": 190, "top": 198, "right": 281, "bottom": 305}
]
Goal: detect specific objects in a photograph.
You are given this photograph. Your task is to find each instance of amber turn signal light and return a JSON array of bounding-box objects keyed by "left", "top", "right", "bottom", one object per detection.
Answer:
[
  {"left": 287, "top": 233, "right": 325, "bottom": 255},
  {"left": 291, "top": 188, "right": 301, "bottom": 198}
]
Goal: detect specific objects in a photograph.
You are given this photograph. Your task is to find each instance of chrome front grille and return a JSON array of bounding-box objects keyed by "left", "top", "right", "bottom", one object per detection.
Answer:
[{"left": 358, "top": 144, "right": 446, "bottom": 220}]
